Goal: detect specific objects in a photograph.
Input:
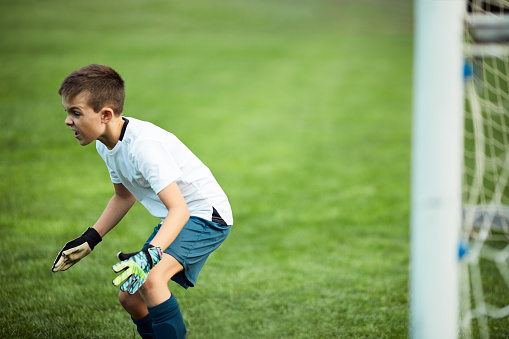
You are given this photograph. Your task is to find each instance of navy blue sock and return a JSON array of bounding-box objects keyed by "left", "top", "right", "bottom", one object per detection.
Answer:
[
  {"left": 147, "top": 294, "right": 187, "bottom": 339},
  {"left": 132, "top": 314, "right": 156, "bottom": 339}
]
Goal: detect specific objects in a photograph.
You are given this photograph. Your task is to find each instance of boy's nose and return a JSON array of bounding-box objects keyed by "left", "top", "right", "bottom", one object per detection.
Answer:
[{"left": 65, "top": 115, "right": 73, "bottom": 126}]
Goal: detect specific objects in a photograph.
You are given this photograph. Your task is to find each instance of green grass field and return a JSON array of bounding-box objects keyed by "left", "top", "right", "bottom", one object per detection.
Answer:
[{"left": 0, "top": 1, "right": 413, "bottom": 338}]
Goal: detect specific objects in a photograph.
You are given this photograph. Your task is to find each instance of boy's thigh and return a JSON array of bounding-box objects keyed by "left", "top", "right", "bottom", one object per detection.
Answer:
[{"left": 146, "top": 253, "right": 184, "bottom": 284}]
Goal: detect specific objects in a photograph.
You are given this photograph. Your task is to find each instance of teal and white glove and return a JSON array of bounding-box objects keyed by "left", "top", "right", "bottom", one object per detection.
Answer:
[
  {"left": 52, "top": 227, "right": 102, "bottom": 272},
  {"left": 112, "top": 245, "right": 163, "bottom": 295}
]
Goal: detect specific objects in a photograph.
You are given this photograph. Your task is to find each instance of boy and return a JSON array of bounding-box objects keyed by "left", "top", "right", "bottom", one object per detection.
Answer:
[{"left": 51, "top": 64, "right": 233, "bottom": 339}]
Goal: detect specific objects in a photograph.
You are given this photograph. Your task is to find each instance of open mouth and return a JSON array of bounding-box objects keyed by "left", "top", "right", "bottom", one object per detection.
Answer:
[{"left": 74, "top": 131, "right": 80, "bottom": 138}]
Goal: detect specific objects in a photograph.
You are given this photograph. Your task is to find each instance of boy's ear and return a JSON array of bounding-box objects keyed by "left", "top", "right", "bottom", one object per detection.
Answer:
[{"left": 101, "top": 107, "right": 115, "bottom": 124}]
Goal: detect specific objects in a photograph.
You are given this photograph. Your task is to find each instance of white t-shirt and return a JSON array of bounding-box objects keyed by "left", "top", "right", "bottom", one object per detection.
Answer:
[{"left": 96, "top": 117, "right": 233, "bottom": 225}]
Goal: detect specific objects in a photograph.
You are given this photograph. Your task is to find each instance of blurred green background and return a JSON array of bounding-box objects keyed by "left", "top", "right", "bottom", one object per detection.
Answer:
[{"left": 0, "top": 1, "right": 413, "bottom": 338}]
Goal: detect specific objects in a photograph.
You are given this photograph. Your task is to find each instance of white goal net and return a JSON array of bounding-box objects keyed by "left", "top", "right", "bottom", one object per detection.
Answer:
[{"left": 462, "top": 1, "right": 509, "bottom": 337}]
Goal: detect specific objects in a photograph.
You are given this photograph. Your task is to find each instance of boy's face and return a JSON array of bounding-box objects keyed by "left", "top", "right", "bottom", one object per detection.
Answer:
[{"left": 62, "top": 91, "right": 104, "bottom": 146}]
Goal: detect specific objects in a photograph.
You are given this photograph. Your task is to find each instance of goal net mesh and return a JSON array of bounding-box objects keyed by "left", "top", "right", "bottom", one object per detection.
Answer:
[{"left": 462, "top": 1, "right": 509, "bottom": 337}]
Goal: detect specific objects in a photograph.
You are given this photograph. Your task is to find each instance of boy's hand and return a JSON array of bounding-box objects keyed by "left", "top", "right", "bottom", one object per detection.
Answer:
[
  {"left": 112, "top": 245, "right": 163, "bottom": 295},
  {"left": 52, "top": 227, "right": 102, "bottom": 272}
]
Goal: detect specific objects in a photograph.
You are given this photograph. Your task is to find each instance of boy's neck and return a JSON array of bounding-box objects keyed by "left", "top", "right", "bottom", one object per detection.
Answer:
[{"left": 99, "top": 115, "right": 126, "bottom": 150}]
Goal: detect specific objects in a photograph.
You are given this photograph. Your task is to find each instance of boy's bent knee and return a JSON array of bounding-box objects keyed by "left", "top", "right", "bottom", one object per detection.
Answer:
[
  {"left": 118, "top": 290, "right": 130, "bottom": 307},
  {"left": 135, "top": 254, "right": 183, "bottom": 307},
  {"left": 118, "top": 291, "right": 148, "bottom": 319},
  {"left": 138, "top": 274, "right": 172, "bottom": 308}
]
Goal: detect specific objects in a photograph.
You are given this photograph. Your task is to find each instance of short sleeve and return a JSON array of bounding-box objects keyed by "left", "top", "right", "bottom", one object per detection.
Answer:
[
  {"left": 107, "top": 166, "right": 122, "bottom": 184},
  {"left": 132, "top": 139, "right": 182, "bottom": 194}
]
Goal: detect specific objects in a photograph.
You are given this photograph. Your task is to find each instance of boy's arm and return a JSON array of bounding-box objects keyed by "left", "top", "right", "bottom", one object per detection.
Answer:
[
  {"left": 93, "top": 183, "right": 136, "bottom": 237},
  {"left": 149, "top": 181, "right": 190, "bottom": 249},
  {"left": 111, "top": 181, "right": 189, "bottom": 294},
  {"left": 52, "top": 183, "right": 135, "bottom": 272}
]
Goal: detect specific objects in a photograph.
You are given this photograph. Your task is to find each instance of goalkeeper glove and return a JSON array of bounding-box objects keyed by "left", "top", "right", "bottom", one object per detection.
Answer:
[
  {"left": 52, "top": 227, "right": 102, "bottom": 272},
  {"left": 112, "top": 245, "right": 163, "bottom": 295}
]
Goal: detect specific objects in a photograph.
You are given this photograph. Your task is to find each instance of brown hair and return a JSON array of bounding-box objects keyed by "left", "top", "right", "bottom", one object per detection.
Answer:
[{"left": 59, "top": 64, "right": 125, "bottom": 114}]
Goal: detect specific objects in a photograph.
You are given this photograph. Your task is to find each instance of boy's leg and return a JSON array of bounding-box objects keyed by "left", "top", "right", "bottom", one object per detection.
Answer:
[
  {"left": 119, "top": 254, "right": 185, "bottom": 338},
  {"left": 139, "top": 253, "right": 187, "bottom": 339},
  {"left": 121, "top": 217, "right": 229, "bottom": 338}
]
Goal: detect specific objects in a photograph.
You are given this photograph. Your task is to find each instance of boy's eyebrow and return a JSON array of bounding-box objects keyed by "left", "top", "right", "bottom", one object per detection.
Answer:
[{"left": 64, "top": 105, "right": 82, "bottom": 111}]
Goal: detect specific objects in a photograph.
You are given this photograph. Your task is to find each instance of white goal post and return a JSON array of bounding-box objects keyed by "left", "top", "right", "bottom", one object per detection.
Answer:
[{"left": 411, "top": 0, "right": 465, "bottom": 338}]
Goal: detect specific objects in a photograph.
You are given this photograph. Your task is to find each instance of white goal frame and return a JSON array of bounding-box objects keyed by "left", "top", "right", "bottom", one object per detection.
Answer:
[{"left": 410, "top": 0, "right": 465, "bottom": 338}]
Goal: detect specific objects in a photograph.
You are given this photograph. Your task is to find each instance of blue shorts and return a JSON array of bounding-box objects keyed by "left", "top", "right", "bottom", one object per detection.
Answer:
[{"left": 143, "top": 216, "right": 231, "bottom": 289}]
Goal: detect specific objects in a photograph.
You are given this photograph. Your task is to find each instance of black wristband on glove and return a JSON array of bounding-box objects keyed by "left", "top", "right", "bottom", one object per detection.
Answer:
[
  {"left": 80, "top": 227, "right": 102, "bottom": 250},
  {"left": 117, "top": 244, "right": 155, "bottom": 264}
]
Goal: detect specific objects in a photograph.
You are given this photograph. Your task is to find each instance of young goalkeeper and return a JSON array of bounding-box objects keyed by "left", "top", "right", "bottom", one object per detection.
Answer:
[{"left": 51, "top": 64, "right": 233, "bottom": 339}]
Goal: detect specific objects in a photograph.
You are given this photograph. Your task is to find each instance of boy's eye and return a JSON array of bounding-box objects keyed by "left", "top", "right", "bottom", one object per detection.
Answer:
[{"left": 73, "top": 111, "right": 81, "bottom": 116}]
